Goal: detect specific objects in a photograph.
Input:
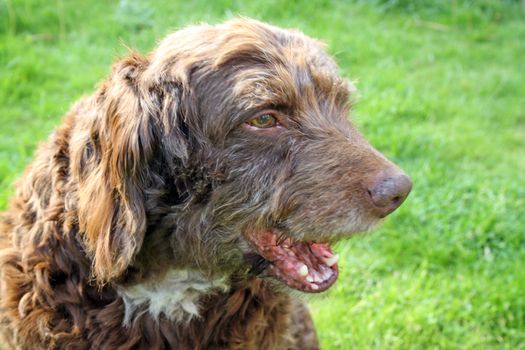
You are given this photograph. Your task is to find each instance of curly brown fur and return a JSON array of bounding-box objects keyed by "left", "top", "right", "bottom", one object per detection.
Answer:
[{"left": 0, "top": 18, "right": 410, "bottom": 349}]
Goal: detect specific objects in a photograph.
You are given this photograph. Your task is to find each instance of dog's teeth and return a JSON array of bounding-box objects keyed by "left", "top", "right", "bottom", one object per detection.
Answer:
[
  {"left": 311, "top": 284, "right": 319, "bottom": 290},
  {"left": 322, "top": 269, "right": 332, "bottom": 280},
  {"left": 306, "top": 275, "right": 314, "bottom": 283},
  {"left": 298, "top": 264, "right": 309, "bottom": 277},
  {"left": 312, "top": 272, "right": 322, "bottom": 283},
  {"left": 322, "top": 254, "right": 339, "bottom": 267}
]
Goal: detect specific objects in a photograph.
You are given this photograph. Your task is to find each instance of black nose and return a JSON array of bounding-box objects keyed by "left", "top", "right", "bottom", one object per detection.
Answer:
[{"left": 367, "top": 171, "right": 412, "bottom": 217}]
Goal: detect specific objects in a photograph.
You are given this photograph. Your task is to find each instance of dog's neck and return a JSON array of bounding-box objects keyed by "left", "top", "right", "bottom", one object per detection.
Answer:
[{"left": 118, "top": 269, "right": 230, "bottom": 324}]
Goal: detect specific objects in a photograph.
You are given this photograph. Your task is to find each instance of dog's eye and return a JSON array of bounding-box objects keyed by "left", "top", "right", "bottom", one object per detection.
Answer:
[{"left": 247, "top": 113, "right": 278, "bottom": 129}]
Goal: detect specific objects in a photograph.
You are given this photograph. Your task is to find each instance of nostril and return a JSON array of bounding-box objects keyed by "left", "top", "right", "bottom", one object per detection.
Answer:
[{"left": 366, "top": 172, "right": 412, "bottom": 216}]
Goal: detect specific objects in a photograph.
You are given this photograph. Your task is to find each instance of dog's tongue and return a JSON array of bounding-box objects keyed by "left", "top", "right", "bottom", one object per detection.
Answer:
[{"left": 247, "top": 230, "right": 339, "bottom": 293}]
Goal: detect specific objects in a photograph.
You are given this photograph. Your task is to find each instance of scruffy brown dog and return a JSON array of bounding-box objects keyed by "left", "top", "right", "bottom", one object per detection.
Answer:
[{"left": 0, "top": 19, "right": 411, "bottom": 349}]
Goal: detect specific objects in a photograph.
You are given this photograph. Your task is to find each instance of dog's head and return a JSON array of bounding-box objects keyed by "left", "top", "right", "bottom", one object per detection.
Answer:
[{"left": 72, "top": 18, "right": 411, "bottom": 293}]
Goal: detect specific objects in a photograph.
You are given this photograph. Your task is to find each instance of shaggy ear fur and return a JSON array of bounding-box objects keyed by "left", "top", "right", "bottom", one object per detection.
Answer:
[{"left": 74, "top": 54, "right": 163, "bottom": 283}]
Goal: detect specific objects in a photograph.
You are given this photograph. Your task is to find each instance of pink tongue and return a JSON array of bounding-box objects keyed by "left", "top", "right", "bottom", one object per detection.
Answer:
[{"left": 248, "top": 231, "right": 339, "bottom": 293}]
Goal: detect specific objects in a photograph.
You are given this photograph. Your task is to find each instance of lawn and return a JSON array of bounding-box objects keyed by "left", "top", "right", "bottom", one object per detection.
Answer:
[{"left": 1, "top": 0, "right": 524, "bottom": 349}]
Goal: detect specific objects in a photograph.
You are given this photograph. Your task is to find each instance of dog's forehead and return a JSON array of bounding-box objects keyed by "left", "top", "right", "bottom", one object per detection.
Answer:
[
  {"left": 229, "top": 57, "right": 346, "bottom": 111},
  {"left": 149, "top": 19, "right": 352, "bottom": 124},
  {"left": 151, "top": 19, "right": 343, "bottom": 85},
  {"left": 153, "top": 19, "right": 332, "bottom": 64},
  {"left": 227, "top": 47, "right": 350, "bottom": 118},
  {"left": 210, "top": 21, "right": 348, "bottom": 112}
]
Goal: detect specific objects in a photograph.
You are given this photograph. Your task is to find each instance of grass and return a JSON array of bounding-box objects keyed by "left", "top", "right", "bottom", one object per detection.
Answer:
[{"left": 1, "top": 0, "right": 524, "bottom": 348}]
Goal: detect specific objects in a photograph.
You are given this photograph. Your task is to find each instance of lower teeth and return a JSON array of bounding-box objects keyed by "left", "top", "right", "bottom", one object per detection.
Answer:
[{"left": 298, "top": 264, "right": 309, "bottom": 276}]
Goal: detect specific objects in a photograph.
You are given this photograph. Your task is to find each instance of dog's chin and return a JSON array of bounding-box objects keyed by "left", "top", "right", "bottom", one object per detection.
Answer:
[{"left": 243, "top": 230, "right": 340, "bottom": 293}]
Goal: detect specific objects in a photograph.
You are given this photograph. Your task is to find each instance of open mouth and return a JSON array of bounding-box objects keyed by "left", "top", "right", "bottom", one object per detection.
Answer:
[{"left": 244, "top": 230, "right": 339, "bottom": 293}]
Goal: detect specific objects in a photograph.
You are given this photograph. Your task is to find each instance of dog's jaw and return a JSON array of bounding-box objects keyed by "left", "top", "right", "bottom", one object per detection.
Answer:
[{"left": 244, "top": 230, "right": 339, "bottom": 293}]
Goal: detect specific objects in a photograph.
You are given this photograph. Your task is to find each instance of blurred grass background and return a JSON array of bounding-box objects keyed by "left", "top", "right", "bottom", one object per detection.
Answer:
[{"left": 1, "top": 0, "right": 524, "bottom": 349}]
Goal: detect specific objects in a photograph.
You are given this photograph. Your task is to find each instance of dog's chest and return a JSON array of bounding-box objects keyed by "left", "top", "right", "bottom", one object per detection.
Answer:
[{"left": 118, "top": 269, "right": 229, "bottom": 323}]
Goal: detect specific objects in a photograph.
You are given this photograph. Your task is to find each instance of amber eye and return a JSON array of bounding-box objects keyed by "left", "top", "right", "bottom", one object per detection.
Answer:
[{"left": 247, "top": 113, "right": 278, "bottom": 129}]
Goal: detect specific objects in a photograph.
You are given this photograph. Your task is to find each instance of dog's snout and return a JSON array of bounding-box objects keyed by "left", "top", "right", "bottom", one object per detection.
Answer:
[{"left": 366, "top": 170, "right": 412, "bottom": 217}]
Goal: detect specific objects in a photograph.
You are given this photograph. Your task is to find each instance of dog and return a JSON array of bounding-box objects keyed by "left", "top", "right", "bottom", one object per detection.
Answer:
[{"left": 0, "top": 18, "right": 411, "bottom": 349}]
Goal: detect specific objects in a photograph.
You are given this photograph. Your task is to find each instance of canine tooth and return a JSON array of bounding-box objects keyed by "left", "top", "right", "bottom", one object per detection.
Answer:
[
  {"left": 298, "top": 264, "right": 309, "bottom": 277},
  {"left": 311, "top": 284, "right": 319, "bottom": 290},
  {"left": 323, "top": 254, "right": 339, "bottom": 267}
]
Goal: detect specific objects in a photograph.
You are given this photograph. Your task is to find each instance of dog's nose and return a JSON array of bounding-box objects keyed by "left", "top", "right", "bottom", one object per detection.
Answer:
[{"left": 366, "top": 170, "right": 412, "bottom": 217}]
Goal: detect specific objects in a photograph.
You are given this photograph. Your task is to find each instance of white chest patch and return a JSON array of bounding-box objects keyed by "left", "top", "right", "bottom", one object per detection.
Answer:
[{"left": 118, "top": 269, "right": 229, "bottom": 324}]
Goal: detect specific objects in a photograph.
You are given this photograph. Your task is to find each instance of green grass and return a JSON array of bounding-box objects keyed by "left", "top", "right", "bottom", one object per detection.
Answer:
[{"left": 1, "top": 0, "right": 524, "bottom": 348}]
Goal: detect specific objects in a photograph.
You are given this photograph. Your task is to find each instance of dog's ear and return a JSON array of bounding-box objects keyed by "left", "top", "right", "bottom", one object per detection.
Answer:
[{"left": 73, "top": 54, "right": 184, "bottom": 283}]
